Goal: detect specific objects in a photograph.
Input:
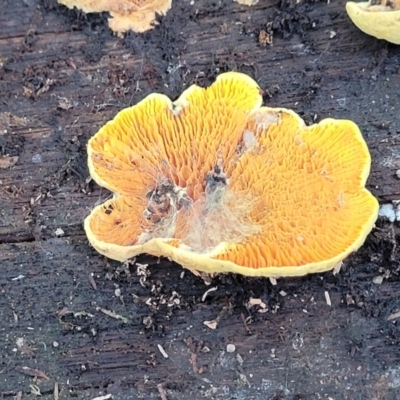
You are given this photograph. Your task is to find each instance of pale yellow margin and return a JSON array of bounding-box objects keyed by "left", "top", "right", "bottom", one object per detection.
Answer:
[
  {"left": 84, "top": 94, "right": 379, "bottom": 277},
  {"left": 234, "top": 0, "right": 259, "bottom": 6},
  {"left": 346, "top": 1, "right": 400, "bottom": 44}
]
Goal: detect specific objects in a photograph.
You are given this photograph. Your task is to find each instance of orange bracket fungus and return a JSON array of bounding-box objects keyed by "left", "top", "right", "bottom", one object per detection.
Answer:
[
  {"left": 346, "top": 0, "right": 400, "bottom": 44},
  {"left": 57, "top": 0, "right": 172, "bottom": 35},
  {"left": 84, "top": 72, "right": 379, "bottom": 277}
]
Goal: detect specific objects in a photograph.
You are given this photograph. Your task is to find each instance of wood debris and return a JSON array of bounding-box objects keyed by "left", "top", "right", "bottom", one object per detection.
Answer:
[
  {"left": 57, "top": 0, "right": 172, "bottom": 36},
  {"left": 259, "top": 29, "right": 272, "bottom": 45},
  {"left": 16, "top": 366, "right": 50, "bottom": 380},
  {"left": 54, "top": 382, "right": 59, "bottom": 400},
  {"left": 157, "top": 383, "right": 168, "bottom": 400},
  {"left": 96, "top": 307, "right": 129, "bottom": 323},
  {"left": 88, "top": 273, "right": 98, "bottom": 290},
  {"left": 235, "top": 0, "right": 259, "bottom": 5},
  {"left": 373, "top": 275, "right": 384, "bottom": 285},
  {"left": 201, "top": 286, "right": 218, "bottom": 302},
  {"left": 248, "top": 297, "right": 267, "bottom": 313},
  {"left": 157, "top": 344, "right": 169, "bottom": 358},
  {"left": 203, "top": 304, "right": 231, "bottom": 329},
  {"left": 0, "top": 112, "right": 27, "bottom": 132},
  {"left": 324, "top": 290, "right": 332, "bottom": 306},
  {"left": 387, "top": 310, "right": 400, "bottom": 321},
  {"left": 91, "top": 395, "right": 112, "bottom": 400},
  {"left": 0, "top": 155, "right": 18, "bottom": 169},
  {"left": 203, "top": 320, "right": 218, "bottom": 329},
  {"left": 333, "top": 261, "right": 343, "bottom": 275},
  {"left": 30, "top": 384, "right": 42, "bottom": 396},
  {"left": 269, "top": 277, "right": 278, "bottom": 285},
  {"left": 54, "top": 227, "right": 65, "bottom": 237},
  {"left": 11, "top": 275, "right": 25, "bottom": 281}
]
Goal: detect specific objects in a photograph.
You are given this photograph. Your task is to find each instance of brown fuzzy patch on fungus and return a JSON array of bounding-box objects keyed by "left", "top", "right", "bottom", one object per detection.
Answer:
[
  {"left": 84, "top": 72, "right": 379, "bottom": 277},
  {"left": 58, "top": 0, "right": 172, "bottom": 35},
  {"left": 346, "top": 0, "right": 400, "bottom": 44}
]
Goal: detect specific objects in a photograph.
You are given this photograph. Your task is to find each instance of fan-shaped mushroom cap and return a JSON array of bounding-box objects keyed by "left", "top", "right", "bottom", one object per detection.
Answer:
[
  {"left": 58, "top": 0, "right": 172, "bottom": 35},
  {"left": 346, "top": 0, "right": 400, "bottom": 44},
  {"left": 84, "top": 72, "right": 379, "bottom": 277}
]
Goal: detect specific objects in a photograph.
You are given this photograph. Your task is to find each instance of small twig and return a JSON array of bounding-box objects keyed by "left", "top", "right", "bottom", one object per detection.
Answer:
[
  {"left": 190, "top": 353, "right": 198, "bottom": 373},
  {"left": 387, "top": 310, "right": 400, "bottom": 321},
  {"left": 157, "top": 383, "right": 168, "bottom": 400},
  {"left": 241, "top": 313, "right": 252, "bottom": 334},
  {"left": 204, "top": 304, "right": 231, "bottom": 330},
  {"left": 333, "top": 261, "right": 343, "bottom": 275},
  {"left": 54, "top": 382, "right": 59, "bottom": 400},
  {"left": 157, "top": 344, "right": 169, "bottom": 359},
  {"left": 389, "top": 224, "right": 397, "bottom": 261},
  {"left": 16, "top": 366, "right": 49, "bottom": 380},
  {"left": 201, "top": 287, "right": 217, "bottom": 302},
  {"left": 88, "top": 273, "right": 97, "bottom": 290},
  {"left": 324, "top": 291, "right": 331, "bottom": 307},
  {"left": 96, "top": 307, "right": 129, "bottom": 323},
  {"left": 91, "top": 395, "right": 112, "bottom": 400}
]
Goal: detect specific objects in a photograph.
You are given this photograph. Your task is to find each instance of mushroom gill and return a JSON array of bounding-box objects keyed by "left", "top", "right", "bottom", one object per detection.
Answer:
[{"left": 84, "top": 72, "right": 379, "bottom": 277}]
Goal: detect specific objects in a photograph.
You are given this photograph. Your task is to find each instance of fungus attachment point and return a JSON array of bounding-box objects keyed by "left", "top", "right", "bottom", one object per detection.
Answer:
[
  {"left": 85, "top": 72, "right": 379, "bottom": 277},
  {"left": 346, "top": 0, "right": 400, "bottom": 44},
  {"left": 57, "top": 0, "right": 172, "bottom": 35}
]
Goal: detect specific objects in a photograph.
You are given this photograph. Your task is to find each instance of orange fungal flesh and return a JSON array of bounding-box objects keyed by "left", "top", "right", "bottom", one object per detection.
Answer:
[
  {"left": 85, "top": 72, "right": 379, "bottom": 277},
  {"left": 57, "top": 0, "right": 172, "bottom": 35}
]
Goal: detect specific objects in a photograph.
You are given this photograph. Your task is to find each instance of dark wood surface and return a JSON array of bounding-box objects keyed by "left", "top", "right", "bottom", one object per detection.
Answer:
[{"left": 1, "top": 0, "right": 400, "bottom": 399}]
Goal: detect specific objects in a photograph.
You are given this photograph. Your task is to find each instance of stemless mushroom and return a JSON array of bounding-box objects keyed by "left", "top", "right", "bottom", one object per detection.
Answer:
[
  {"left": 84, "top": 72, "right": 379, "bottom": 277},
  {"left": 346, "top": 0, "right": 400, "bottom": 44}
]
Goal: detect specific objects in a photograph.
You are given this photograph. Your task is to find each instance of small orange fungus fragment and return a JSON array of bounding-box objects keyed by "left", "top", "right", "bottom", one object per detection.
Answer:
[
  {"left": 346, "top": 0, "right": 400, "bottom": 44},
  {"left": 84, "top": 72, "right": 379, "bottom": 277},
  {"left": 57, "top": 0, "right": 172, "bottom": 35}
]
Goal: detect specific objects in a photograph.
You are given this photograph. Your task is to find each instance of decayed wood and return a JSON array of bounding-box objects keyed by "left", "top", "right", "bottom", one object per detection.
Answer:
[{"left": 1, "top": 0, "right": 400, "bottom": 399}]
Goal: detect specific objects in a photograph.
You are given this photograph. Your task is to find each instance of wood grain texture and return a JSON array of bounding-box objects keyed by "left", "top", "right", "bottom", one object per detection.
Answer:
[{"left": 1, "top": 0, "right": 400, "bottom": 399}]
